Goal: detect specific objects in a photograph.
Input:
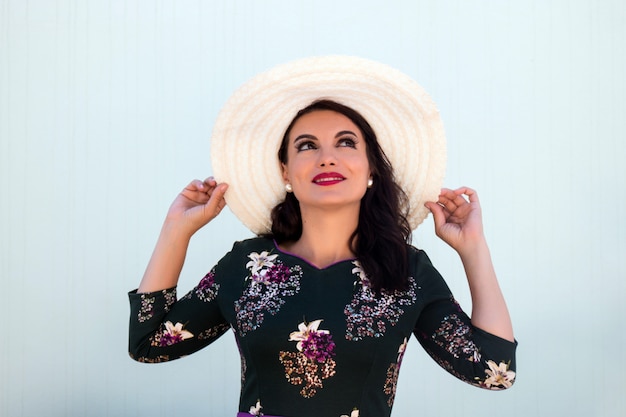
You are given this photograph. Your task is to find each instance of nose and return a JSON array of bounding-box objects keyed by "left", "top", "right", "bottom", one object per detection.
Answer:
[{"left": 318, "top": 146, "right": 337, "bottom": 167}]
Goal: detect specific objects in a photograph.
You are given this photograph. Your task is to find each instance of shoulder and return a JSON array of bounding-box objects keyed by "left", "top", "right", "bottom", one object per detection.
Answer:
[
  {"left": 406, "top": 244, "right": 452, "bottom": 297},
  {"left": 213, "top": 237, "right": 275, "bottom": 280},
  {"left": 213, "top": 236, "right": 275, "bottom": 270},
  {"left": 210, "top": 237, "right": 276, "bottom": 284},
  {"left": 229, "top": 236, "right": 275, "bottom": 254},
  {"left": 214, "top": 237, "right": 276, "bottom": 264},
  {"left": 406, "top": 244, "right": 435, "bottom": 269}
]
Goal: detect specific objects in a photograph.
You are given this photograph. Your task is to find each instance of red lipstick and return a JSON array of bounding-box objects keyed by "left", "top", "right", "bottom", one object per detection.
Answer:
[{"left": 312, "top": 172, "right": 346, "bottom": 186}]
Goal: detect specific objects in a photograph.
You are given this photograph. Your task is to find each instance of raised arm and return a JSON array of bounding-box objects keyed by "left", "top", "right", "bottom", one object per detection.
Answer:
[
  {"left": 137, "top": 177, "right": 228, "bottom": 293},
  {"left": 425, "top": 187, "right": 514, "bottom": 342}
]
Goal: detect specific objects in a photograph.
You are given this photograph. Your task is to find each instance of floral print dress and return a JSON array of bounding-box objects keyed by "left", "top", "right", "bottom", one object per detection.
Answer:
[{"left": 128, "top": 237, "right": 517, "bottom": 417}]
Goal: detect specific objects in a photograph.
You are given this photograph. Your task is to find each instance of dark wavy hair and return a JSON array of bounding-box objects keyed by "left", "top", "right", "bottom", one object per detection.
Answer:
[{"left": 267, "top": 100, "right": 412, "bottom": 293}]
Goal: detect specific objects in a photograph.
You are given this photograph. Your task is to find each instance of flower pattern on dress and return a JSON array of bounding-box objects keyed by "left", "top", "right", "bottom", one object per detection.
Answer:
[
  {"left": 131, "top": 354, "right": 171, "bottom": 363},
  {"left": 138, "top": 288, "right": 176, "bottom": 323},
  {"left": 351, "top": 261, "right": 370, "bottom": 288},
  {"left": 151, "top": 321, "right": 194, "bottom": 347},
  {"left": 195, "top": 270, "right": 220, "bottom": 302},
  {"left": 128, "top": 240, "right": 518, "bottom": 409},
  {"left": 383, "top": 338, "right": 408, "bottom": 407},
  {"left": 483, "top": 360, "right": 516, "bottom": 389},
  {"left": 289, "top": 320, "right": 336, "bottom": 363},
  {"left": 421, "top": 341, "right": 516, "bottom": 390},
  {"left": 197, "top": 322, "right": 230, "bottom": 340},
  {"left": 279, "top": 319, "right": 337, "bottom": 398},
  {"left": 345, "top": 261, "right": 417, "bottom": 341},
  {"left": 248, "top": 400, "right": 263, "bottom": 416},
  {"left": 246, "top": 251, "right": 279, "bottom": 277},
  {"left": 164, "top": 289, "right": 176, "bottom": 310},
  {"left": 138, "top": 294, "right": 155, "bottom": 323},
  {"left": 235, "top": 251, "right": 302, "bottom": 336},
  {"left": 431, "top": 313, "right": 481, "bottom": 362}
]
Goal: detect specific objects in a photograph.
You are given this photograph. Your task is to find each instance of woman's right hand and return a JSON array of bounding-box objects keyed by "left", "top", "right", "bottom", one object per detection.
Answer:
[
  {"left": 164, "top": 177, "right": 229, "bottom": 238},
  {"left": 137, "top": 177, "right": 227, "bottom": 293}
]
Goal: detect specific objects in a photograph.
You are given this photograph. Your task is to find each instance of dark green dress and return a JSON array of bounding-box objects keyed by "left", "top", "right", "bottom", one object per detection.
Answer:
[{"left": 128, "top": 237, "right": 517, "bottom": 417}]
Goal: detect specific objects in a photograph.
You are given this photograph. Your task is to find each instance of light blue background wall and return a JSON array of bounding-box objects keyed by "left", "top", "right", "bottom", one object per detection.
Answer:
[{"left": 1, "top": 0, "right": 625, "bottom": 416}]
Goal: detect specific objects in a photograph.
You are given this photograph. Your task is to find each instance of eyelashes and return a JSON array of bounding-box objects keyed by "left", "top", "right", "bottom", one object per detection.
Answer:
[
  {"left": 295, "top": 137, "right": 359, "bottom": 152},
  {"left": 295, "top": 140, "right": 316, "bottom": 152},
  {"left": 337, "top": 137, "right": 357, "bottom": 148}
]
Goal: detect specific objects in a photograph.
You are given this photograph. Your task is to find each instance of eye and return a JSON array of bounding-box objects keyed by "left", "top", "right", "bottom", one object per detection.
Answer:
[
  {"left": 337, "top": 137, "right": 357, "bottom": 148},
  {"left": 295, "top": 140, "right": 317, "bottom": 152}
]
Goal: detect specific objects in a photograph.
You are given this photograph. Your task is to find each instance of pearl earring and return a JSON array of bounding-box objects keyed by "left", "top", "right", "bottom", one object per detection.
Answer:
[
  {"left": 367, "top": 178, "right": 373, "bottom": 188},
  {"left": 285, "top": 183, "right": 293, "bottom": 193}
]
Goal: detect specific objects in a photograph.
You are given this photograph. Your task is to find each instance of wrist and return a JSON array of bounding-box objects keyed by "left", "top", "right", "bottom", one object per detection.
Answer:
[
  {"left": 160, "top": 220, "right": 194, "bottom": 243},
  {"left": 456, "top": 234, "right": 489, "bottom": 261}
]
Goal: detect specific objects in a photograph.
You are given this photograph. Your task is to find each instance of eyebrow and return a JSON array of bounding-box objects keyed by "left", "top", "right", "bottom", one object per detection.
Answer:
[
  {"left": 293, "top": 134, "right": 317, "bottom": 144},
  {"left": 293, "top": 130, "right": 358, "bottom": 144},
  {"left": 336, "top": 130, "right": 358, "bottom": 138}
]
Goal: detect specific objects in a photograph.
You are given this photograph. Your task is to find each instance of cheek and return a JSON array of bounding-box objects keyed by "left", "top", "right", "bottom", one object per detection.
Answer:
[
  {"left": 282, "top": 160, "right": 305, "bottom": 183},
  {"left": 284, "top": 153, "right": 314, "bottom": 176},
  {"left": 351, "top": 154, "right": 371, "bottom": 175}
]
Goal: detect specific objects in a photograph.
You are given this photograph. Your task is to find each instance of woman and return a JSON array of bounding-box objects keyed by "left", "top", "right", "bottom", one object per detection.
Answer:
[{"left": 129, "top": 56, "right": 516, "bottom": 417}]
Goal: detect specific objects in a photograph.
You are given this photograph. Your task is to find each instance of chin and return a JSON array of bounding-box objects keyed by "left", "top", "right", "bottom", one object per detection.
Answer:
[{"left": 299, "top": 195, "right": 365, "bottom": 211}]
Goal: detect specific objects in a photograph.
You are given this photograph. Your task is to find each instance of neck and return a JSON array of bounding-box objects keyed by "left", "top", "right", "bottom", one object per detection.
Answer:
[{"left": 282, "top": 205, "right": 359, "bottom": 269}]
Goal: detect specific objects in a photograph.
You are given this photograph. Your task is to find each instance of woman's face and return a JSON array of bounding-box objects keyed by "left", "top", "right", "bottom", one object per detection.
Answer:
[{"left": 281, "top": 110, "right": 371, "bottom": 212}]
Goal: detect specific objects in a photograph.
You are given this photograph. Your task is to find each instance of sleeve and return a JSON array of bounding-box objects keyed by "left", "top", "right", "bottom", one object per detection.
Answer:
[
  {"left": 411, "top": 249, "right": 517, "bottom": 390},
  {"left": 128, "top": 265, "right": 231, "bottom": 363}
]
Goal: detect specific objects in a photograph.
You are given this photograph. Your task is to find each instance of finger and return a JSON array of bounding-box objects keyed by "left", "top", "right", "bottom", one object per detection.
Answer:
[
  {"left": 186, "top": 177, "right": 217, "bottom": 193},
  {"left": 202, "top": 176, "right": 217, "bottom": 189},
  {"left": 440, "top": 187, "right": 477, "bottom": 212},
  {"left": 204, "top": 180, "right": 229, "bottom": 200},
  {"left": 195, "top": 178, "right": 222, "bottom": 193},
  {"left": 425, "top": 201, "right": 448, "bottom": 231},
  {"left": 437, "top": 188, "right": 459, "bottom": 213},
  {"left": 185, "top": 179, "right": 206, "bottom": 192},
  {"left": 454, "top": 186, "right": 479, "bottom": 204},
  {"left": 438, "top": 188, "right": 455, "bottom": 199},
  {"left": 182, "top": 180, "right": 214, "bottom": 204},
  {"left": 450, "top": 192, "right": 470, "bottom": 209},
  {"left": 204, "top": 183, "right": 229, "bottom": 217}
]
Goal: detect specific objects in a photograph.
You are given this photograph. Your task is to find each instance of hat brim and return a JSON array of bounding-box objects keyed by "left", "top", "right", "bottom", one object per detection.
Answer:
[{"left": 210, "top": 55, "right": 446, "bottom": 235}]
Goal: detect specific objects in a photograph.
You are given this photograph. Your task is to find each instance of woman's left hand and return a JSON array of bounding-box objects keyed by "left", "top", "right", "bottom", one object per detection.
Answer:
[{"left": 425, "top": 187, "right": 485, "bottom": 254}]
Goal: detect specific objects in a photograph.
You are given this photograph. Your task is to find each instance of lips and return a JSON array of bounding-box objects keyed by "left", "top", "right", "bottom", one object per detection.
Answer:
[{"left": 312, "top": 172, "right": 346, "bottom": 186}]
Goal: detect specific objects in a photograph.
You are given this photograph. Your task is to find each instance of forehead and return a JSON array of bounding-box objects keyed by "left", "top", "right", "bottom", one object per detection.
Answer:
[{"left": 288, "top": 110, "right": 362, "bottom": 138}]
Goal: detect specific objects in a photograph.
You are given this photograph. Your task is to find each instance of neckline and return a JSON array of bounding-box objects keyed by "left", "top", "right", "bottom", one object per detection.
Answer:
[{"left": 272, "top": 239, "right": 357, "bottom": 271}]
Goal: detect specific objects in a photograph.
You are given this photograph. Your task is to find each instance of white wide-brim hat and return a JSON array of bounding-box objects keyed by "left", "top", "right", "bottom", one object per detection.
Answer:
[{"left": 210, "top": 55, "right": 446, "bottom": 235}]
